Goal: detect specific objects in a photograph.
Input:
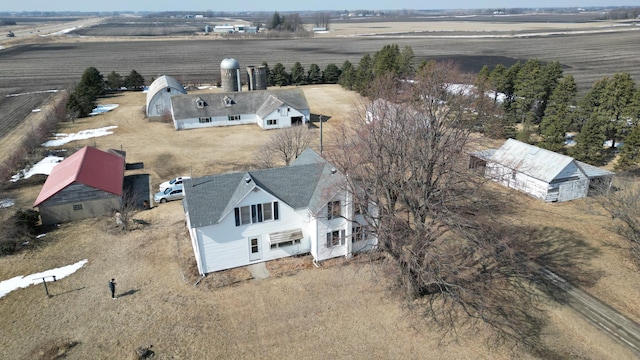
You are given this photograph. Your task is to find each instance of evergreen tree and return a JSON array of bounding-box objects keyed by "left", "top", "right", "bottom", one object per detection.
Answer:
[
  {"left": 323, "top": 63, "right": 341, "bottom": 84},
  {"left": 538, "top": 75, "right": 577, "bottom": 153},
  {"left": 615, "top": 124, "right": 640, "bottom": 171},
  {"left": 501, "top": 61, "right": 521, "bottom": 114},
  {"left": 600, "top": 72, "right": 636, "bottom": 148},
  {"left": 615, "top": 124, "right": 640, "bottom": 170},
  {"left": 488, "top": 63, "right": 508, "bottom": 103},
  {"left": 338, "top": 60, "right": 355, "bottom": 90},
  {"left": 398, "top": 45, "right": 415, "bottom": 78},
  {"left": 355, "top": 54, "right": 374, "bottom": 96},
  {"left": 106, "top": 71, "right": 123, "bottom": 91},
  {"left": 512, "top": 59, "right": 546, "bottom": 125},
  {"left": 570, "top": 115, "right": 607, "bottom": 165},
  {"left": 307, "top": 63, "right": 322, "bottom": 84},
  {"left": 66, "top": 67, "right": 104, "bottom": 118},
  {"left": 261, "top": 62, "right": 273, "bottom": 87},
  {"left": 269, "top": 11, "right": 282, "bottom": 30},
  {"left": 271, "top": 63, "right": 289, "bottom": 86},
  {"left": 290, "top": 62, "right": 306, "bottom": 85},
  {"left": 626, "top": 88, "right": 640, "bottom": 126},
  {"left": 373, "top": 44, "right": 400, "bottom": 77},
  {"left": 574, "top": 77, "right": 608, "bottom": 132},
  {"left": 124, "top": 69, "right": 145, "bottom": 90}
]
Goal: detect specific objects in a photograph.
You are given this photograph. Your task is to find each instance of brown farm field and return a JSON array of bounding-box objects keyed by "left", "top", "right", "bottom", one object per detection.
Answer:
[
  {"left": 0, "top": 84, "right": 639, "bottom": 359},
  {"left": 0, "top": 17, "right": 640, "bottom": 359}
]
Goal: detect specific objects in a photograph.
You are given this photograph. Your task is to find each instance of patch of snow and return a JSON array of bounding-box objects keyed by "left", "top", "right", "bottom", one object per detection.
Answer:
[
  {"left": 32, "top": 108, "right": 41, "bottom": 113},
  {"left": 10, "top": 155, "right": 63, "bottom": 182},
  {"left": 36, "top": 234, "right": 46, "bottom": 239},
  {"left": 6, "top": 89, "right": 59, "bottom": 97},
  {"left": 42, "top": 125, "right": 118, "bottom": 147},
  {"left": 0, "top": 259, "right": 88, "bottom": 299},
  {"left": 0, "top": 199, "right": 15, "bottom": 208},
  {"left": 604, "top": 140, "right": 624, "bottom": 148},
  {"left": 89, "top": 104, "right": 119, "bottom": 116}
]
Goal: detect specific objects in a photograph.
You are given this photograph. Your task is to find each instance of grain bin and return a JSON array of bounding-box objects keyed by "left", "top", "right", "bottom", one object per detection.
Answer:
[{"left": 221, "top": 58, "right": 241, "bottom": 92}]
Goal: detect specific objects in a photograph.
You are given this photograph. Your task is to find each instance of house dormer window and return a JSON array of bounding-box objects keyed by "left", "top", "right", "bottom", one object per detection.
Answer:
[
  {"left": 195, "top": 97, "right": 205, "bottom": 109},
  {"left": 327, "top": 200, "right": 341, "bottom": 220},
  {"left": 223, "top": 96, "right": 235, "bottom": 106}
]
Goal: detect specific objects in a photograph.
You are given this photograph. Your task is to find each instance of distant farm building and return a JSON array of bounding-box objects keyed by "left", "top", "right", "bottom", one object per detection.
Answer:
[
  {"left": 470, "top": 139, "right": 614, "bottom": 202},
  {"left": 34, "top": 146, "right": 125, "bottom": 225},
  {"left": 146, "top": 75, "right": 187, "bottom": 118}
]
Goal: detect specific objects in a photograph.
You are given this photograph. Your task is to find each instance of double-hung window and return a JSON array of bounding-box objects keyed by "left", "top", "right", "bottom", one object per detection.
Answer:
[
  {"left": 327, "top": 200, "right": 341, "bottom": 220},
  {"left": 326, "top": 229, "right": 346, "bottom": 247},
  {"left": 234, "top": 201, "right": 279, "bottom": 226}
]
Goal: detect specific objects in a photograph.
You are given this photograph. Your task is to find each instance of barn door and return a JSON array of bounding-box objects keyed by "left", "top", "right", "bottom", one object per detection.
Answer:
[{"left": 249, "top": 237, "right": 261, "bottom": 261}]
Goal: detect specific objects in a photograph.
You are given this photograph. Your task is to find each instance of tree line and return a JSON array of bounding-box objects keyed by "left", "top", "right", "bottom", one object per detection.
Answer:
[{"left": 67, "top": 67, "right": 145, "bottom": 118}]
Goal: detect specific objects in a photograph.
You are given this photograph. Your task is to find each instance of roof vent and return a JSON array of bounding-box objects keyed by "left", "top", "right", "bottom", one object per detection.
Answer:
[{"left": 245, "top": 176, "right": 252, "bottom": 184}]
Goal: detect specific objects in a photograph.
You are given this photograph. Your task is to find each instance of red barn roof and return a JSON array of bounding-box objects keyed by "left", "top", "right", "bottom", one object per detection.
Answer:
[{"left": 34, "top": 146, "right": 125, "bottom": 207}]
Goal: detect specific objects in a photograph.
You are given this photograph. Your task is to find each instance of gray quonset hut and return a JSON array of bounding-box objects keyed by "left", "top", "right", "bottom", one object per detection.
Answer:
[{"left": 146, "top": 75, "right": 187, "bottom": 118}]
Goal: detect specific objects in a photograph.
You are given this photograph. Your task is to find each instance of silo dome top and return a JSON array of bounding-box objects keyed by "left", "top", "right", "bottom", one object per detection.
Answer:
[{"left": 221, "top": 58, "right": 240, "bottom": 70}]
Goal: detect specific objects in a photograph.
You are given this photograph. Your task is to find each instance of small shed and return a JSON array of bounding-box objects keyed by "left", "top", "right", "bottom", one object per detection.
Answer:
[
  {"left": 146, "top": 75, "right": 187, "bottom": 118},
  {"left": 470, "top": 139, "right": 614, "bottom": 202},
  {"left": 34, "top": 146, "right": 125, "bottom": 225}
]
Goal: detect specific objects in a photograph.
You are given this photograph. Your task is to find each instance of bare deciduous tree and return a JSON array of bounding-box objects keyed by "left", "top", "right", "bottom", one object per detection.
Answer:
[
  {"left": 326, "top": 64, "right": 589, "bottom": 348},
  {"left": 253, "top": 125, "right": 316, "bottom": 168},
  {"left": 600, "top": 176, "right": 640, "bottom": 265}
]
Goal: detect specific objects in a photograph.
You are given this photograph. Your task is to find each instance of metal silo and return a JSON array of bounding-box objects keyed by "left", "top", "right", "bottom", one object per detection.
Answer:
[
  {"left": 246, "top": 66, "right": 256, "bottom": 91},
  {"left": 255, "top": 65, "right": 268, "bottom": 90},
  {"left": 221, "top": 58, "right": 241, "bottom": 92}
]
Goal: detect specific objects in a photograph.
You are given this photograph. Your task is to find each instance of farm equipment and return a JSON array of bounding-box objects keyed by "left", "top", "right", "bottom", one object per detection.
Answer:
[{"left": 7, "top": 31, "right": 15, "bottom": 37}]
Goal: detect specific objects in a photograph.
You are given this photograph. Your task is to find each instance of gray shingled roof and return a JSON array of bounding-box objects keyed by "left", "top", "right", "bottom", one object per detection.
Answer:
[
  {"left": 490, "top": 139, "right": 576, "bottom": 183},
  {"left": 171, "top": 88, "right": 309, "bottom": 120},
  {"left": 183, "top": 148, "right": 344, "bottom": 228}
]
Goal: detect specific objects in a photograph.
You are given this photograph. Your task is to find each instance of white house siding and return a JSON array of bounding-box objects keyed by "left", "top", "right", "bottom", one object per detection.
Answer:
[
  {"left": 257, "top": 107, "right": 307, "bottom": 129},
  {"left": 195, "top": 189, "right": 311, "bottom": 273},
  {"left": 486, "top": 163, "right": 549, "bottom": 200},
  {"left": 173, "top": 114, "right": 257, "bottom": 130},
  {"left": 148, "top": 87, "right": 185, "bottom": 117},
  {"left": 315, "top": 195, "right": 350, "bottom": 261}
]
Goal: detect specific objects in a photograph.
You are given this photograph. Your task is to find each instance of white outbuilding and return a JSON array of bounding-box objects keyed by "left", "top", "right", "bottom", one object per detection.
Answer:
[
  {"left": 470, "top": 139, "right": 614, "bottom": 202},
  {"left": 145, "top": 75, "right": 187, "bottom": 118}
]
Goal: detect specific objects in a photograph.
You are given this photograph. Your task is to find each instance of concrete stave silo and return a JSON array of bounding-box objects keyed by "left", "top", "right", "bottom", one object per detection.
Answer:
[{"left": 221, "top": 58, "right": 241, "bottom": 92}]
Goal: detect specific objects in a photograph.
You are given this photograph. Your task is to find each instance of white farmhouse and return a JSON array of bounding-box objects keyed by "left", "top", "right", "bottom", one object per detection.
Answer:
[
  {"left": 182, "top": 148, "right": 376, "bottom": 275},
  {"left": 470, "top": 139, "right": 614, "bottom": 202},
  {"left": 170, "top": 88, "right": 310, "bottom": 130},
  {"left": 145, "top": 75, "right": 187, "bottom": 118}
]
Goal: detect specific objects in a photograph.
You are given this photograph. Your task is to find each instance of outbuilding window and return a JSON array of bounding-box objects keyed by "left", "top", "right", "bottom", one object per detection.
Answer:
[
  {"left": 266, "top": 119, "right": 277, "bottom": 126},
  {"left": 228, "top": 115, "right": 241, "bottom": 121},
  {"left": 72, "top": 204, "right": 83, "bottom": 211}
]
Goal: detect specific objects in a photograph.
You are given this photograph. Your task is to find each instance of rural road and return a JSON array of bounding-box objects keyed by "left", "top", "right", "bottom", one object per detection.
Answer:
[
  {"left": 541, "top": 268, "right": 640, "bottom": 356},
  {"left": 1, "top": 16, "right": 104, "bottom": 45}
]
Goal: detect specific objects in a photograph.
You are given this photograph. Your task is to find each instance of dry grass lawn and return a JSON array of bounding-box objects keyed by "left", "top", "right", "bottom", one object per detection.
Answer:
[{"left": 1, "top": 85, "right": 639, "bottom": 359}]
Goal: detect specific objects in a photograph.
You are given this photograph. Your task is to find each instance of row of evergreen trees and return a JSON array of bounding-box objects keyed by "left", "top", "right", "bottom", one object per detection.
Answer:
[
  {"left": 477, "top": 61, "right": 640, "bottom": 169},
  {"left": 67, "top": 67, "right": 145, "bottom": 118}
]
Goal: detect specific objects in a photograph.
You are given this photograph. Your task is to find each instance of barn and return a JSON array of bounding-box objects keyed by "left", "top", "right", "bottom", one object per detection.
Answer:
[
  {"left": 470, "top": 139, "right": 614, "bottom": 202},
  {"left": 34, "top": 146, "right": 125, "bottom": 225},
  {"left": 170, "top": 88, "right": 310, "bottom": 130},
  {"left": 145, "top": 75, "right": 187, "bottom": 118}
]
